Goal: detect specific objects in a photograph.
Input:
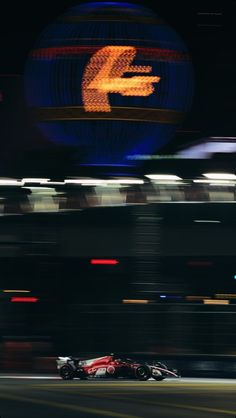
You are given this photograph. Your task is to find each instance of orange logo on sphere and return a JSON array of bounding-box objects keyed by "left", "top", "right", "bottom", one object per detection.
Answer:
[{"left": 82, "top": 46, "right": 160, "bottom": 112}]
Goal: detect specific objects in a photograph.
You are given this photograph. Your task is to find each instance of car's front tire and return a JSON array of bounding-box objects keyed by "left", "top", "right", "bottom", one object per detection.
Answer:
[
  {"left": 60, "top": 365, "right": 74, "bottom": 380},
  {"left": 135, "top": 365, "right": 151, "bottom": 381}
]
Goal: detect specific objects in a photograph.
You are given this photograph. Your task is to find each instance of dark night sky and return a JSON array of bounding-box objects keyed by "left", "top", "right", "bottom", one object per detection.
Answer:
[{"left": 0, "top": 0, "right": 235, "bottom": 173}]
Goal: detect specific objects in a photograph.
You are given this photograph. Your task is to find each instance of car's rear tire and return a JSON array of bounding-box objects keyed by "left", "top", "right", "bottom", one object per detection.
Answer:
[
  {"left": 60, "top": 365, "right": 74, "bottom": 380},
  {"left": 135, "top": 365, "right": 151, "bottom": 381}
]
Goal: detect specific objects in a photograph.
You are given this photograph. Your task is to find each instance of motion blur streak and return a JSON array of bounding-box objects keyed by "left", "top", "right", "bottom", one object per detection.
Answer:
[
  {"left": 122, "top": 299, "right": 149, "bottom": 304},
  {"left": 10, "top": 297, "right": 38, "bottom": 303},
  {"left": 3, "top": 289, "right": 31, "bottom": 293},
  {"left": 90, "top": 259, "right": 119, "bottom": 265},
  {"left": 203, "top": 299, "right": 229, "bottom": 305},
  {"left": 30, "top": 46, "right": 190, "bottom": 62}
]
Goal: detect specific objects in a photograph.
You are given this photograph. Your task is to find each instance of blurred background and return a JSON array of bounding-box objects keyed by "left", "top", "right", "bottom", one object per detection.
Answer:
[{"left": 0, "top": 0, "right": 236, "bottom": 377}]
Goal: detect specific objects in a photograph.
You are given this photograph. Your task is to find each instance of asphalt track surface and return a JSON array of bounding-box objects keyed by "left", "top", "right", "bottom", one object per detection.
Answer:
[{"left": 0, "top": 376, "right": 235, "bottom": 418}]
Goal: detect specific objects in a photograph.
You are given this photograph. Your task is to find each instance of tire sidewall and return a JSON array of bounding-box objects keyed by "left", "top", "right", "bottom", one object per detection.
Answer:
[
  {"left": 135, "top": 365, "right": 151, "bottom": 381},
  {"left": 60, "top": 365, "right": 74, "bottom": 380}
]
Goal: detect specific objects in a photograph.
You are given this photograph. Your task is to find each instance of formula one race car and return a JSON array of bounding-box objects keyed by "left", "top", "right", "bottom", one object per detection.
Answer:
[{"left": 56, "top": 354, "right": 180, "bottom": 381}]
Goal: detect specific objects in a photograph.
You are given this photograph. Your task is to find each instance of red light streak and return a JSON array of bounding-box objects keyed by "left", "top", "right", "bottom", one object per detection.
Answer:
[
  {"left": 90, "top": 259, "right": 119, "bottom": 265},
  {"left": 31, "top": 46, "right": 190, "bottom": 62},
  {"left": 11, "top": 297, "right": 39, "bottom": 303}
]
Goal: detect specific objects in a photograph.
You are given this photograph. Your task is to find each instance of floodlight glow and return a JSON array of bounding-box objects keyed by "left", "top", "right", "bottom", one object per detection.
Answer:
[
  {"left": 209, "top": 182, "right": 236, "bottom": 187},
  {"left": 40, "top": 180, "right": 65, "bottom": 185},
  {"left": 203, "top": 173, "right": 236, "bottom": 180},
  {"left": 193, "top": 179, "right": 235, "bottom": 184},
  {"left": 0, "top": 179, "right": 22, "bottom": 186},
  {"left": 152, "top": 181, "right": 188, "bottom": 185},
  {"left": 65, "top": 179, "right": 105, "bottom": 185},
  {"left": 22, "top": 178, "right": 50, "bottom": 184},
  {"left": 106, "top": 178, "right": 144, "bottom": 185},
  {"left": 145, "top": 174, "right": 182, "bottom": 180}
]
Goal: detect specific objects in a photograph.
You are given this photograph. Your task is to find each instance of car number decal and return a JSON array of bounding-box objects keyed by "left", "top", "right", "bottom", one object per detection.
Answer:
[{"left": 95, "top": 367, "right": 107, "bottom": 376}]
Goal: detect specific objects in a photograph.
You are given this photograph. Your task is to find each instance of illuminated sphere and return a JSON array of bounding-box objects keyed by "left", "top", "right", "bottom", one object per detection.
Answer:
[{"left": 24, "top": 2, "right": 194, "bottom": 166}]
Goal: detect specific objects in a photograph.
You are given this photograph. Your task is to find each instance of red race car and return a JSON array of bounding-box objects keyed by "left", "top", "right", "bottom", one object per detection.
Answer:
[
  {"left": 56, "top": 354, "right": 180, "bottom": 381},
  {"left": 57, "top": 354, "right": 151, "bottom": 380}
]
